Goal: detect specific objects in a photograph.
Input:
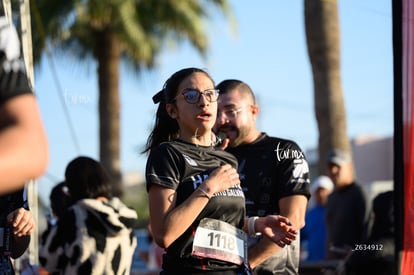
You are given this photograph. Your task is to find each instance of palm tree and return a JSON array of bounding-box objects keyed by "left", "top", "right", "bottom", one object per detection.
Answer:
[
  {"left": 304, "top": 0, "right": 351, "bottom": 174},
  {"left": 31, "top": 0, "right": 233, "bottom": 196}
]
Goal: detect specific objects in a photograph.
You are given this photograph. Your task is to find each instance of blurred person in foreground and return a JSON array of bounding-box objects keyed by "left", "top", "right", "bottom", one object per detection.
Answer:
[
  {"left": 0, "top": 13, "right": 48, "bottom": 194},
  {"left": 300, "top": 175, "right": 333, "bottom": 261},
  {"left": 214, "top": 79, "right": 311, "bottom": 274},
  {"left": 144, "top": 68, "right": 297, "bottom": 274},
  {"left": 325, "top": 150, "right": 370, "bottom": 260},
  {"left": 39, "top": 156, "right": 138, "bottom": 275},
  {"left": 0, "top": 185, "right": 36, "bottom": 274},
  {"left": 0, "top": 16, "right": 42, "bottom": 263}
]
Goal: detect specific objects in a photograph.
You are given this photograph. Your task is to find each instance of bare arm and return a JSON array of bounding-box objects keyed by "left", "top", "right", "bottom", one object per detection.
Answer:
[
  {"left": 248, "top": 195, "right": 308, "bottom": 269},
  {"left": 0, "top": 94, "right": 48, "bottom": 193},
  {"left": 278, "top": 195, "right": 308, "bottom": 230},
  {"left": 7, "top": 207, "right": 35, "bottom": 258},
  {"left": 149, "top": 164, "right": 240, "bottom": 248}
]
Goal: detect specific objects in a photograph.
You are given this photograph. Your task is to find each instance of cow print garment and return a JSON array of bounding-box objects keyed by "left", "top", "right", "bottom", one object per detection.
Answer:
[{"left": 39, "top": 197, "right": 138, "bottom": 275}]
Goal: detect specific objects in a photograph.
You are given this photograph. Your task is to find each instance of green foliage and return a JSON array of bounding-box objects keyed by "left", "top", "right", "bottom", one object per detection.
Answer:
[
  {"left": 30, "top": 0, "right": 235, "bottom": 68},
  {"left": 30, "top": 0, "right": 235, "bottom": 197},
  {"left": 121, "top": 182, "right": 149, "bottom": 228}
]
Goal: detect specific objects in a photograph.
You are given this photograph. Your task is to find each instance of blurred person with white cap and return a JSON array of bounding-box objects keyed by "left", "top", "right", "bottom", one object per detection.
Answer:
[
  {"left": 300, "top": 176, "right": 334, "bottom": 261},
  {"left": 324, "top": 149, "right": 371, "bottom": 260}
]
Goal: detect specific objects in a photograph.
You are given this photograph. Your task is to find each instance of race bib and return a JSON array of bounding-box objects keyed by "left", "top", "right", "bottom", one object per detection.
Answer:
[{"left": 192, "top": 218, "right": 248, "bottom": 265}]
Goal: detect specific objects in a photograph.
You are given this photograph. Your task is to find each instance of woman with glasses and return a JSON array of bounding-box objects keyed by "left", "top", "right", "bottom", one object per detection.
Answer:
[{"left": 143, "top": 67, "right": 297, "bottom": 275}]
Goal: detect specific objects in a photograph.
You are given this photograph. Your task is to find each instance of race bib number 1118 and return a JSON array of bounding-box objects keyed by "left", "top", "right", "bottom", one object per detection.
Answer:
[{"left": 192, "top": 218, "right": 247, "bottom": 265}]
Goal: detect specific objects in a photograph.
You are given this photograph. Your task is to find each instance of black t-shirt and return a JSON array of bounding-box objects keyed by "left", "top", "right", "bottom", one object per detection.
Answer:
[
  {"left": 0, "top": 187, "right": 27, "bottom": 224},
  {"left": 146, "top": 140, "right": 246, "bottom": 272},
  {"left": 226, "top": 133, "right": 310, "bottom": 217},
  {"left": 0, "top": 17, "right": 33, "bottom": 104},
  {"left": 225, "top": 134, "right": 310, "bottom": 274},
  {"left": 0, "top": 187, "right": 27, "bottom": 274},
  {"left": 325, "top": 182, "right": 370, "bottom": 259}
]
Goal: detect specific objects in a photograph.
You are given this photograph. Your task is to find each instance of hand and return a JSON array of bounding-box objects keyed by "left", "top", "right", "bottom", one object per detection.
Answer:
[
  {"left": 217, "top": 137, "right": 230, "bottom": 150},
  {"left": 7, "top": 208, "right": 35, "bottom": 237},
  {"left": 256, "top": 215, "right": 297, "bottom": 248},
  {"left": 214, "top": 131, "right": 230, "bottom": 150},
  {"left": 202, "top": 164, "right": 240, "bottom": 194}
]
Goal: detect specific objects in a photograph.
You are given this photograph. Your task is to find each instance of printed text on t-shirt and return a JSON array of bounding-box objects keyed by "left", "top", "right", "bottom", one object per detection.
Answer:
[{"left": 275, "top": 142, "right": 304, "bottom": 161}]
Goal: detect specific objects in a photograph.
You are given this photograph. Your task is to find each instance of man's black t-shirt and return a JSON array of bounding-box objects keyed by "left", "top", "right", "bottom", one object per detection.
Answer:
[
  {"left": 226, "top": 133, "right": 310, "bottom": 217},
  {"left": 146, "top": 139, "right": 246, "bottom": 272},
  {"left": 226, "top": 133, "right": 310, "bottom": 274}
]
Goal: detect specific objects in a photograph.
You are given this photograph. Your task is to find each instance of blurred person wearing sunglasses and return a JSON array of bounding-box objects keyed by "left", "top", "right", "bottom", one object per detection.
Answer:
[
  {"left": 143, "top": 68, "right": 298, "bottom": 274},
  {"left": 214, "top": 80, "right": 310, "bottom": 275}
]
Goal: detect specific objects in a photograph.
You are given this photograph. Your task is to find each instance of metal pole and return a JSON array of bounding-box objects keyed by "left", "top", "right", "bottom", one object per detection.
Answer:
[
  {"left": 1, "top": 0, "right": 11, "bottom": 23},
  {"left": 19, "top": 0, "right": 39, "bottom": 267},
  {"left": 19, "top": 0, "right": 34, "bottom": 86}
]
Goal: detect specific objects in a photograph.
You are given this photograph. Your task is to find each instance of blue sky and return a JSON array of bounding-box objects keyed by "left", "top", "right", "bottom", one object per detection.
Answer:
[{"left": 34, "top": 0, "right": 393, "bottom": 202}]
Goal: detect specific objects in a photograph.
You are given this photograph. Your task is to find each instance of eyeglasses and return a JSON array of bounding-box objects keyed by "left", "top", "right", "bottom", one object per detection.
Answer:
[
  {"left": 179, "top": 88, "right": 220, "bottom": 104},
  {"left": 217, "top": 108, "right": 243, "bottom": 120}
]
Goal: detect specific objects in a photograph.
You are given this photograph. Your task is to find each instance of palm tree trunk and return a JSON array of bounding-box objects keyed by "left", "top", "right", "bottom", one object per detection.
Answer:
[
  {"left": 304, "top": 0, "right": 351, "bottom": 174},
  {"left": 95, "top": 30, "right": 123, "bottom": 196}
]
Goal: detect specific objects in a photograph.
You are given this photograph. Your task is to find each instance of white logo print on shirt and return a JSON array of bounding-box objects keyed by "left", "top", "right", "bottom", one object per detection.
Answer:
[{"left": 183, "top": 154, "right": 198, "bottom": 166}]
